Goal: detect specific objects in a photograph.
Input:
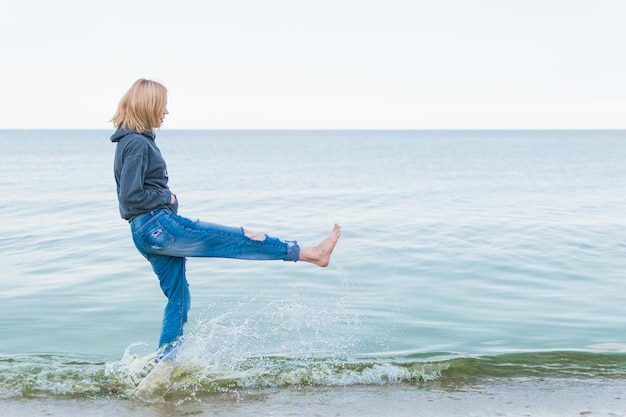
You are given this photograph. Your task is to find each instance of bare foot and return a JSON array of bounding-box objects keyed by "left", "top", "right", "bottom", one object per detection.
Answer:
[{"left": 299, "top": 224, "right": 341, "bottom": 267}]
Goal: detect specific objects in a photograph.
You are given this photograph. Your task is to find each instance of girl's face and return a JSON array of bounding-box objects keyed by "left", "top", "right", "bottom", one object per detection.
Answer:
[{"left": 160, "top": 106, "right": 169, "bottom": 126}]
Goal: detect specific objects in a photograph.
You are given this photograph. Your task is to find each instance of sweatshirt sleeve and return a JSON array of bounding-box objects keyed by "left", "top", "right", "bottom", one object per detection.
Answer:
[{"left": 118, "top": 139, "right": 172, "bottom": 211}]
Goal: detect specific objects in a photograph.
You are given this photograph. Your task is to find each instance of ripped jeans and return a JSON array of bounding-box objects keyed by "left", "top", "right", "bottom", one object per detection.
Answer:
[{"left": 129, "top": 209, "right": 300, "bottom": 349}]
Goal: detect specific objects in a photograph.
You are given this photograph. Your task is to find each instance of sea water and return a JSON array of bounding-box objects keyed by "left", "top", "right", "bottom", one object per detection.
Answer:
[{"left": 1, "top": 130, "right": 625, "bottom": 415}]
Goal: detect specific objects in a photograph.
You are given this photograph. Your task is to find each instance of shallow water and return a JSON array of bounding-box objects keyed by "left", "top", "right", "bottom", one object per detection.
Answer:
[{"left": 1, "top": 130, "right": 625, "bottom": 412}]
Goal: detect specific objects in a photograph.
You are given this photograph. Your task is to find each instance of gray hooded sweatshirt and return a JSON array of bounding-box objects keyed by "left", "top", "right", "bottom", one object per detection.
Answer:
[{"left": 111, "top": 128, "right": 178, "bottom": 220}]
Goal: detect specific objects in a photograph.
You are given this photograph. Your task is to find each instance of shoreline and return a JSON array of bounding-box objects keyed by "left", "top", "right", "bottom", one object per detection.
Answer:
[{"left": 3, "top": 378, "right": 624, "bottom": 417}]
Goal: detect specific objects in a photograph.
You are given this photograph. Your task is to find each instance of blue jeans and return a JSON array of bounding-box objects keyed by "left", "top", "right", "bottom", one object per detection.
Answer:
[{"left": 129, "top": 209, "right": 300, "bottom": 349}]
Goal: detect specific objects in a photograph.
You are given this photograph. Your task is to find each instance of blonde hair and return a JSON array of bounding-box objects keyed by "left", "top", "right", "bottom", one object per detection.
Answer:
[{"left": 112, "top": 79, "right": 168, "bottom": 132}]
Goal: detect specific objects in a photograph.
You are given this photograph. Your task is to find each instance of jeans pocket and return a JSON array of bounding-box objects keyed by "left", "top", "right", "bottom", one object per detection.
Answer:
[{"left": 137, "top": 221, "right": 175, "bottom": 252}]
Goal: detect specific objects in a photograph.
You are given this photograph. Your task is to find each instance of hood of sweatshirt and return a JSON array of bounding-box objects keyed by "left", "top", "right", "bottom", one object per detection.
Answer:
[{"left": 110, "top": 128, "right": 155, "bottom": 143}]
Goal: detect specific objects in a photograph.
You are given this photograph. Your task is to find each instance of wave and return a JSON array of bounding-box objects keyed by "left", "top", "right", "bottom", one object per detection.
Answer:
[{"left": 1, "top": 348, "right": 624, "bottom": 402}]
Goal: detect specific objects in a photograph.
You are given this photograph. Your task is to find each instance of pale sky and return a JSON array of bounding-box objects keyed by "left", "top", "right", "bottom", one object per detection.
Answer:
[{"left": 2, "top": 0, "right": 624, "bottom": 129}]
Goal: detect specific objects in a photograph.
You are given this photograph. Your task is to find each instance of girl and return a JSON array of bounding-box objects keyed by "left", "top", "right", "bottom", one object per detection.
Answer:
[{"left": 111, "top": 78, "right": 341, "bottom": 359}]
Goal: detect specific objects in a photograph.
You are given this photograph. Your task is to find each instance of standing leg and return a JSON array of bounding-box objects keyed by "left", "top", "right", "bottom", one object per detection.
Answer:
[{"left": 147, "top": 254, "right": 191, "bottom": 350}]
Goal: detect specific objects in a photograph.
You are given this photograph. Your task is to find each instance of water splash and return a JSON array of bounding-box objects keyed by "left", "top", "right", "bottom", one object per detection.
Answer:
[{"left": 101, "top": 295, "right": 447, "bottom": 402}]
